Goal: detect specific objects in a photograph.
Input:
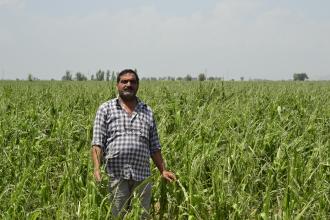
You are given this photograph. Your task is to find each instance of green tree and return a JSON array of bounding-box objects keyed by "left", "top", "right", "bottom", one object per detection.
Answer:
[
  {"left": 75, "top": 72, "right": 87, "bottom": 81},
  {"left": 95, "top": 70, "right": 105, "bottom": 81},
  {"left": 106, "top": 70, "right": 110, "bottom": 81},
  {"left": 198, "top": 73, "right": 206, "bottom": 81},
  {"left": 185, "top": 74, "right": 192, "bottom": 81},
  {"left": 111, "top": 71, "right": 116, "bottom": 82},
  {"left": 28, "top": 73, "right": 33, "bottom": 81},
  {"left": 62, "top": 71, "right": 72, "bottom": 81},
  {"left": 293, "top": 73, "right": 309, "bottom": 81}
]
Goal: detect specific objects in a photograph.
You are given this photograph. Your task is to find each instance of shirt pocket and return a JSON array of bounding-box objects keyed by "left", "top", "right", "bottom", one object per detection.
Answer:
[
  {"left": 135, "top": 114, "right": 150, "bottom": 143},
  {"left": 107, "top": 115, "right": 125, "bottom": 138}
]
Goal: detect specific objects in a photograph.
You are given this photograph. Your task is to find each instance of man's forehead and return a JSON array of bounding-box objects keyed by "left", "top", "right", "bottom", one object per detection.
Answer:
[{"left": 119, "top": 73, "right": 136, "bottom": 80}]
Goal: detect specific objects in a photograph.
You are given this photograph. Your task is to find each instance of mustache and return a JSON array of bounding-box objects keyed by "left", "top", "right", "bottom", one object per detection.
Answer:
[{"left": 122, "top": 88, "right": 135, "bottom": 93}]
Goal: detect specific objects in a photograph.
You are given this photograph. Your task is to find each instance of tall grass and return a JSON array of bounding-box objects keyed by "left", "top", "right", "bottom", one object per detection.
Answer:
[{"left": 0, "top": 80, "right": 329, "bottom": 219}]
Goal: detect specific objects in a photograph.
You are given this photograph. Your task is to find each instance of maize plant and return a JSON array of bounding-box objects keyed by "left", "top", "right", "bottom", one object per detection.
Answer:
[{"left": 0, "top": 80, "right": 329, "bottom": 219}]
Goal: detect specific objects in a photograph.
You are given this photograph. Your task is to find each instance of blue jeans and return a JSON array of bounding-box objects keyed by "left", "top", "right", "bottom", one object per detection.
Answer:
[{"left": 109, "top": 178, "right": 152, "bottom": 219}]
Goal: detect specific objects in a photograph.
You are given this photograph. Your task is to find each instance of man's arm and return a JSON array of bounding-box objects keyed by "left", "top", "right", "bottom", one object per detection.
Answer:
[
  {"left": 91, "top": 145, "right": 102, "bottom": 182},
  {"left": 151, "top": 150, "right": 176, "bottom": 182},
  {"left": 91, "top": 104, "right": 107, "bottom": 182}
]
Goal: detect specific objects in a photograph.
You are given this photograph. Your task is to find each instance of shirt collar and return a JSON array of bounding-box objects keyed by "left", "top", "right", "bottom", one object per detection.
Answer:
[{"left": 115, "top": 96, "right": 144, "bottom": 111}]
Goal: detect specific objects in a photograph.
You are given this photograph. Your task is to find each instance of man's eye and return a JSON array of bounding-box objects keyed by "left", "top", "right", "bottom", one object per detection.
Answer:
[{"left": 121, "top": 80, "right": 136, "bottom": 84}]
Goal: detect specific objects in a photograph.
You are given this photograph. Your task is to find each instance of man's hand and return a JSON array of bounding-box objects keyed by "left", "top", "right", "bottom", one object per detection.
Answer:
[
  {"left": 94, "top": 168, "right": 102, "bottom": 182},
  {"left": 161, "top": 170, "right": 176, "bottom": 182},
  {"left": 151, "top": 150, "right": 176, "bottom": 182}
]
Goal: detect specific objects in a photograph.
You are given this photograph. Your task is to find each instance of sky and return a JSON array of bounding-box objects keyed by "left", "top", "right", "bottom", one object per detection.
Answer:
[{"left": 1, "top": 0, "right": 330, "bottom": 80}]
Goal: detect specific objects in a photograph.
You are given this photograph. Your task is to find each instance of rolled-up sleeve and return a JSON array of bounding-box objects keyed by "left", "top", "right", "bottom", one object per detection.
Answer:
[
  {"left": 92, "top": 105, "right": 107, "bottom": 149},
  {"left": 149, "top": 116, "right": 161, "bottom": 155}
]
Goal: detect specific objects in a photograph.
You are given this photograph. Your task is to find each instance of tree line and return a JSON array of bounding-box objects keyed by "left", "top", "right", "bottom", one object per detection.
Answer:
[
  {"left": 61, "top": 71, "right": 222, "bottom": 81},
  {"left": 61, "top": 70, "right": 117, "bottom": 81},
  {"left": 25, "top": 71, "right": 310, "bottom": 81}
]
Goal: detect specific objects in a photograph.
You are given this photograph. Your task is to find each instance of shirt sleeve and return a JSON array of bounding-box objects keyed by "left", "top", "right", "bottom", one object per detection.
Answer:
[
  {"left": 149, "top": 115, "right": 161, "bottom": 154},
  {"left": 91, "top": 105, "right": 108, "bottom": 150}
]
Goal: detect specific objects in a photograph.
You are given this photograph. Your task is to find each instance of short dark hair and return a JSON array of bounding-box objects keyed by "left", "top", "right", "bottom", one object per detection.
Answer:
[{"left": 117, "top": 69, "right": 139, "bottom": 84}]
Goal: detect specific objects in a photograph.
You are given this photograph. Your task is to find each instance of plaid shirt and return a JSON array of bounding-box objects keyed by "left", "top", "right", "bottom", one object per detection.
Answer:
[{"left": 92, "top": 97, "right": 161, "bottom": 181}]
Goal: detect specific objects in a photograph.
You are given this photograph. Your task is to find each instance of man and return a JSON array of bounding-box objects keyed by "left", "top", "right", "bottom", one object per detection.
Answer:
[{"left": 91, "top": 69, "right": 176, "bottom": 218}]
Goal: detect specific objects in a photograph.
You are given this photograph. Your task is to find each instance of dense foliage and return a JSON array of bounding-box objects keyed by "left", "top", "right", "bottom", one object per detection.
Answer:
[{"left": 0, "top": 80, "right": 329, "bottom": 219}]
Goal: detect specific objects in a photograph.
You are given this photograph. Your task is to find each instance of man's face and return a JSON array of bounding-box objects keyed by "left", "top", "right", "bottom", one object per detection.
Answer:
[{"left": 116, "top": 73, "right": 139, "bottom": 101}]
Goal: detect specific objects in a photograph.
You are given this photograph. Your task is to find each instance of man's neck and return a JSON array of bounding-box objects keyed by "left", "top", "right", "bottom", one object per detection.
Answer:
[{"left": 118, "top": 97, "right": 138, "bottom": 113}]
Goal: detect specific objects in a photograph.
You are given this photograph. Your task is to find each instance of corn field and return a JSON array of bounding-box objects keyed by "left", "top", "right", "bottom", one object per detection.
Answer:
[{"left": 0, "top": 80, "right": 329, "bottom": 219}]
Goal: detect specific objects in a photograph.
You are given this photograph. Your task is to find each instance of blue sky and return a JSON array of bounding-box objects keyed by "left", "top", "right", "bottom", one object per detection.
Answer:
[{"left": 1, "top": 0, "right": 330, "bottom": 80}]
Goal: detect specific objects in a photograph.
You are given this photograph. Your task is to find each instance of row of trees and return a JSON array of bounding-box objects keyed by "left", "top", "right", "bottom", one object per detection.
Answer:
[
  {"left": 61, "top": 72, "right": 309, "bottom": 82},
  {"left": 61, "top": 70, "right": 117, "bottom": 81},
  {"left": 26, "top": 72, "right": 220, "bottom": 82},
  {"left": 27, "top": 71, "right": 310, "bottom": 82},
  {"left": 61, "top": 71, "right": 216, "bottom": 82},
  {"left": 143, "top": 73, "right": 223, "bottom": 81}
]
